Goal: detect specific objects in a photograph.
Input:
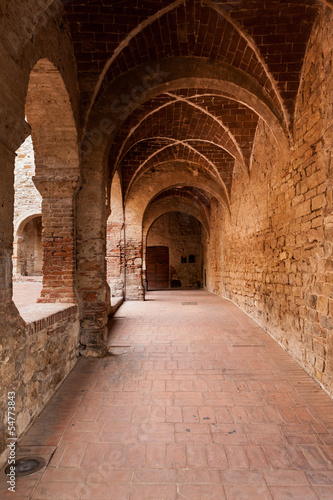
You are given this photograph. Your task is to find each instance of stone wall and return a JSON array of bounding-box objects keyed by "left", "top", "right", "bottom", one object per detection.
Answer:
[
  {"left": 0, "top": 305, "right": 79, "bottom": 466},
  {"left": 147, "top": 211, "right": 203, "bottom": 289},
  {"left": 14, "top": 136, "right": 42, "bottom": 223},
  {"left": 208, "top": 10, "right": 333, "bottom": 396}
]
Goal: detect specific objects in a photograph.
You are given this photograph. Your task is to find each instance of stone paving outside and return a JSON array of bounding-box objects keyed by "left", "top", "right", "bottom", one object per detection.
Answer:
[{"left": 2, "top": 289, "right": 333, "bottom": 499}]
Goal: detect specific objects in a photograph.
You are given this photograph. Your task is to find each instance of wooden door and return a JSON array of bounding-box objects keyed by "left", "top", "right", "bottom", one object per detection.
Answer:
[{"left": 147, "top": 246, "right": 169, "bottom": 289}]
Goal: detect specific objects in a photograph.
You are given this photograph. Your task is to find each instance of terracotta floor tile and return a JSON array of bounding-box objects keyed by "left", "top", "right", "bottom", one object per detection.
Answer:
[
  {"left": 166, "top": 406, "right": 183, "bottom": 423},
  {"left": 313, "top": 486, "right": 333, "bottom": 499},
  {"left": 178, "top": 469, "right": 221, "bottom": 483},
  {"left": 129, "top": 483, "right": 177, "bottom": 500},
  {"left": 186, "top": 444, "right": 208, "bottom": 468},
  {"left": 224, "top": 484, "right": 273, "bottom": 499},
  {"left": 165, "top": 444, "right": 186, "bottom": 468},
  {"left": 269, "top": 485, "right": 318, "bottom": 500},
  {"left": 102, "top": 443, "right": 126, "bottom": 467},
  {"left": 31, "top": 482, "right": 84, "bottom": 499},
  {"left": 8, "top": 290, "right": 333, "bottom": 499},
  {"left": 145, "top": 443, "right": 166, "bottom": 468},
  {"left": 221, "top": 470, "right": 265, "bottom": 484},
  {"left": 81, "top": 483, "right": 130, "bottom": 500},
  {"left": 178, "top": 484, "right": 226, "bottom": 499},
  {"left": 264, "top": 470, "right": 310, "bottom": 486},
  {"left": 123, "top": 443, "right": 146, "bottom": 468},
  {"left": 132, "top": 469, "right": 177, "bottom": 483}
]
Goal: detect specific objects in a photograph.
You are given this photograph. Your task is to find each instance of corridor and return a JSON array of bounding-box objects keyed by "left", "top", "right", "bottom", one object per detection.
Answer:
[{"left": 2, "top": 290, "right": 333, "bottom": 499}]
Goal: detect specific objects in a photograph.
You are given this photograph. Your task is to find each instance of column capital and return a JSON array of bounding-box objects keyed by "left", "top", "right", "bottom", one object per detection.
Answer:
[{"left": 33, "top": 173, "right": 81, "bottom": 198}]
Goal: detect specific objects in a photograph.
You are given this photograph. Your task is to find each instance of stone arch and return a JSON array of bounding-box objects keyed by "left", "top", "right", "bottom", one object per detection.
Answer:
[{"left": 24, "top": 58, "right": 81, "bottom": 303}]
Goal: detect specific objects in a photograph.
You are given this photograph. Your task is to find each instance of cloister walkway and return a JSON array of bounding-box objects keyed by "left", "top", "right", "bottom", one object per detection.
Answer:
[{"left": 2, "top": 290, "right": 333, "bottom": 499}]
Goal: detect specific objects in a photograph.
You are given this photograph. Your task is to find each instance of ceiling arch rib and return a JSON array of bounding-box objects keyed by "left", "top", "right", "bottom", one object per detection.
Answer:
[
  {"left": 204, "top": 0, "right": 289, "bottom": 127},
  {"left": 151, "top": 186, "right": 213, "bottom": 222},
  {"left": 93, "top": 61, "right": 290, "bottom": 171},
  {"left": 122, "top": 139, "right": 233, "bottom": 203},
  {"left": 83, "top": 0, "right": 185, "bottom": 125},
  {"left": 143, "top": 190, "right": 211, "bottom": 236},
  {"left": 165, "top": 91, "right": 247, "bottom": 171},
  {"left": 89, "top": 0, "right": 286, "bottom": 129},
  {"left": 172, "top": 90, "right": 259, "bottom": 166},
  {"left": 116, "top": 100, "right": 245, "bottom": 171},
  {"left": 115, "top": 93, "right": 248, "bottom": 172},
  {"left": 125, "top": 160, "right": 230, "bottom": 212}
]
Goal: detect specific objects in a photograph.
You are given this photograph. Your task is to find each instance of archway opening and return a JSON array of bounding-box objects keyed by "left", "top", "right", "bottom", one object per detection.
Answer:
[
  {"left": 16, "top": 216, "right": 42, "bottom": 277},
  {"left": 146, "top": 211, "right": 203, "bottom": 291}
]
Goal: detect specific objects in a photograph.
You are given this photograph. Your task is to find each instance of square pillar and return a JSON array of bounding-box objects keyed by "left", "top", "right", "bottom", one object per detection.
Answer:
[{"left": 33, "top": 174, "right": 80, "bottom": 303}]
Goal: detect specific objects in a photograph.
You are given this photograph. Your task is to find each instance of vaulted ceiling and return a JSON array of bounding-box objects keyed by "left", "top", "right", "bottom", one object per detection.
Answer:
[{"left": 61, "top": 0, "right": 325, "bottom": 217}]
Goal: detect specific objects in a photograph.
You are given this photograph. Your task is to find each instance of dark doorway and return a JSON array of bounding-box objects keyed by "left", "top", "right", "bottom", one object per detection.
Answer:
[{"left": 147, "top": 246, "right": 169, "bottom": 290}]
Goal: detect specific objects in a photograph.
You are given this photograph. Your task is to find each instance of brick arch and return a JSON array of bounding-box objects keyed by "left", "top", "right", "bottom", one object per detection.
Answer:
[
  {"left": 25, "top": 58, "right": 80, "bottom": 174},
  {"left": 24, "top": 58, "right": 81, "bottom": 303},
  {"left": 152, "top": 187, "right": 213, "bottom": 213},
  {"left": 124, "top": 163, "right": 225, "bottom": 300},
  {"left": 121, "top": 139, "right": 233, "bottom": 201},
  {"left": 84, "top": 57, "right": 290, "bottom": 174},
  {"left": 143, "top": 196, "right": 210, "bottom": 239},
  {"left": 125, "top": 161, "right": 229, "bottom": 222},
  {"left": 13, "top": 210, "right": 43, "bottom": 279},
  {"left": 90, "top": 0, "right": 287, "bottom": 125}
]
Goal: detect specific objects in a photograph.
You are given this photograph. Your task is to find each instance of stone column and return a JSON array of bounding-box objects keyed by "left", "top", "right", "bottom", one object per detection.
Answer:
[
  {"left": 106, "top": 219, "right": 125, "bottom": 297},
  {"left": 124, "top": 224, "right": 145, "bottom": 300},
  {"left": 33, "top": 173, "right": 80, "bottom": 303}
]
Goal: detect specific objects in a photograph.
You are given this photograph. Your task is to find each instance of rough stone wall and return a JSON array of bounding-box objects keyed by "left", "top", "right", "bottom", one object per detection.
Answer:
[
  {"left": 214, "top": 10, "right": 333, "bottom": 396},
  {"left": 0, "top": 306, "right": 79, "bottom": 466},
  {"left": 147, "top": 212, "right": 203, "bottom": 289},
  {"left": 14, "top": 136, "right": 42, "bottom": 223}
]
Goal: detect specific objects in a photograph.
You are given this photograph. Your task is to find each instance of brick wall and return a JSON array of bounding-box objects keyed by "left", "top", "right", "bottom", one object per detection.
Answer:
[{"left": 206, "top": 9, "right": 333, "bottom": 396}]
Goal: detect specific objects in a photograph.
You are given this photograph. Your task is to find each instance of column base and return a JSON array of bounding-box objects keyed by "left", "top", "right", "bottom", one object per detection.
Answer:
[{"left": 125, "top": 286, "right": 145, "bottom": 301}]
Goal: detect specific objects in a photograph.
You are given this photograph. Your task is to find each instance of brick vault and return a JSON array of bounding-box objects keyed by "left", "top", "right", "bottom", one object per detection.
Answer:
[{"left": 0, "top": 0, "right": 333, "bottom": 473}]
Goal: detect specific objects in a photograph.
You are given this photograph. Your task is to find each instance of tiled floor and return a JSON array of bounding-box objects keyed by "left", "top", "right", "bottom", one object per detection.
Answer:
[{"left": 2, "top": 290, "right": 333, "bottom": 499}]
